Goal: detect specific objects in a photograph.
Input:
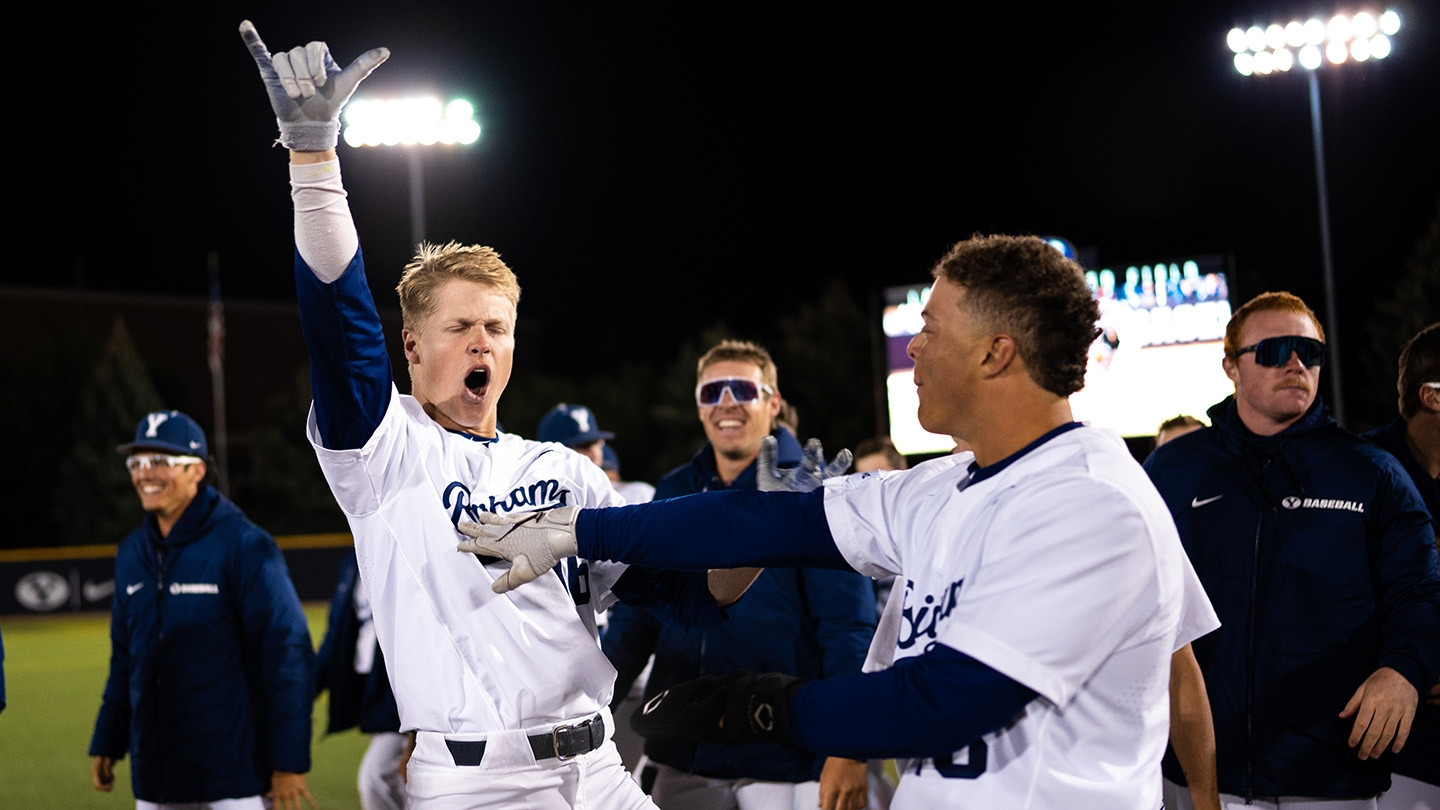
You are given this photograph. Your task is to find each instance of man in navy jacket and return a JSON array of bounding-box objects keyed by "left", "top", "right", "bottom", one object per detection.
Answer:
[
  {"left": 315, "top": 553, "right": 405, "bottom": 810},
  {"left": 602, "top": 340, "right": 877, "bottom": 810},
  {"left": 89, "top": 411, "right": 315, "bottom": 809},
  {"left": 1146, "top": 294, "right": 1440, "bottom": 808},
  {"left": 1365, "top": 322, "right": 1440, "bottom": 808}
]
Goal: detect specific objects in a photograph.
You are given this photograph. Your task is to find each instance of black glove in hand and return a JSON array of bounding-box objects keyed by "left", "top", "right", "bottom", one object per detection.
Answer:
[{"left": 630, "top": 671, "right": 805, "bottom": 746}]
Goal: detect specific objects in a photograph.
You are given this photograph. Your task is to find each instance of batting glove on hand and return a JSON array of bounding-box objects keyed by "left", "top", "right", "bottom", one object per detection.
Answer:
[
  {"left": 630, "top": 670, "right": 805, "bottom": 746},
  {"left": 239, "top": 20, "right": 389, "bottom": 151},
  {"left": 457, "top": 507, "right": 580, "bottom": 594},
  {"left": 757, "top": 436, "right": 852, "bottom": 493}
]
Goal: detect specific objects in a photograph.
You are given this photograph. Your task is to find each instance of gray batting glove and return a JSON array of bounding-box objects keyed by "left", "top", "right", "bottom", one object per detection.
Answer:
[
  {"left": 239, "top": 20, "right": 390, "bottom": 151},
  {"left": 756, "top": 436, "right": 852, "bottom": 493},
  {"left": 457, "top": 507, "right": 580, "bottom": 594}
]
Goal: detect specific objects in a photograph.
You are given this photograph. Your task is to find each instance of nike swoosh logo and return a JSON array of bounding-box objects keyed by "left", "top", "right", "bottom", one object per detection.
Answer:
[
  {"left": 126, "top": 582, "right": 144, "bottom": 596},
  {"left": 1191, "top": 495, "right": 1224, "bottom": 508}
]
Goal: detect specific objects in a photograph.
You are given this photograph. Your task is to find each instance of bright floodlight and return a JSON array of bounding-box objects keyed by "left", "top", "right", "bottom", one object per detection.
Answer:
[
  {"left": 1285, "top": 21, "right": 1306, "bottom": 47},
  {"left": 1328, "top": 15, "right": 1352, "bottom": 42},
  {"left": 1266, "top": 24, "right": 1287, "bottom": 50},
  {"left": 342, "top": 96, "right": 482, "bottom": 148},
  {"left": 1351, "top": 12, "right": 1377, "bottom": 38},
  {"left": 1229, "top": 8, "right": 1398, "bottom": 76}
]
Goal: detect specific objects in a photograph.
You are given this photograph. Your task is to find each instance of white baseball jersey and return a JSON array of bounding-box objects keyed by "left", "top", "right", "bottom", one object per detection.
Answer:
[
  {"left": 308, "top": 390, "right": 630, "bottom": 734},
  {"left": 824, "top": 426, "right": 1218, "bottom": 810}
]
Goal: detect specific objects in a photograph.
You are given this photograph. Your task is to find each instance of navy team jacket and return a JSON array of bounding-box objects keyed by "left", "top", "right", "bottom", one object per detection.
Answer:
[
  {"left": 602, "top": 427, "right": 878, "bottom": 783},
  {"left": 1145, "top": 396, "right": 1440, "bottom": 800},
  {"left": 89, "top": 485, "right": 314, "bottom": 803}
]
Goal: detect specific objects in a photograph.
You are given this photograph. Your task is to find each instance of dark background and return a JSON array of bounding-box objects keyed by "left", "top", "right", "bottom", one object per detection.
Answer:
[{"left": 4, "top": 1, "right": 1437, "bottom": 547}]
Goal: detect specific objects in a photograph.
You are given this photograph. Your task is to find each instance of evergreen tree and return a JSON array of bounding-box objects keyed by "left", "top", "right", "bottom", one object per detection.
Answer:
[
  {"left": 241, "top": 369, "right": 348, "bottom": 535},
  {"left": 772, "top": 280, "right": 875, "bottom": 453},
  {"left": 53, "top": 317, "right": 164, "bottom": 547},
  {"left": 1356, "top": 203, "right": 1440, "bottom": 429}
]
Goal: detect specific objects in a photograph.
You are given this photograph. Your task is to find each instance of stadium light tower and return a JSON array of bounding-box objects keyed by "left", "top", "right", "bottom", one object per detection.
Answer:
[
  {"left": 342, "top": 96, "right": 482, "bottom": 248},
  {"left": 1226, "top": 8, "right": 1400, "bottom": 427}
]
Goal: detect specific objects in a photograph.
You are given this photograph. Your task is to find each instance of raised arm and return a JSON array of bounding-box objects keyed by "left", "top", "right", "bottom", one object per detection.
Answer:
[{"left": 239, "top": 21, "right": 393, "bottom": 449}]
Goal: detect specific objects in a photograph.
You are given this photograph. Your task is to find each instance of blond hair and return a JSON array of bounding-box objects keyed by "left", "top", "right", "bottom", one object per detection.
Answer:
[
  {"left": 396, "top": 241, "right": 521, "bottom": 331},
  {"left": 696, "top": 339, "right": 779, "bottom": 390}
]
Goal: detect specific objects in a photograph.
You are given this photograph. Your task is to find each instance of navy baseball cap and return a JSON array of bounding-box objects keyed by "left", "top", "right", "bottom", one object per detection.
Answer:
[
  {"left": 117, "top": 410, "right": 209, "bottom": 457},
  {"left": 537, "top": 404, "right": 613, "bottom": 447},
  {"left": 601, "top": 444, "right": 620, "bottom": 472}
]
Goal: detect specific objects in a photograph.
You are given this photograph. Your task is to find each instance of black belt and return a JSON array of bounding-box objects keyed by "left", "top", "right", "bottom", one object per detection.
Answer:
[{"left": 444, "top": 715, "right": 605, "bottom": 766}]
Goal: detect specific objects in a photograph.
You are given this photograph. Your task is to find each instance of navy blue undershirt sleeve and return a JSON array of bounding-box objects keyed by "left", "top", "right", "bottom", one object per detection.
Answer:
[
  {"left": 788, "top": 643, "right": 1038, "bottom": 760},
  {"left": 609, "top": 567, "right": 725, "bottom": 631},
  {"left": 294, "top": 248, "right": 393, "bottom": 450},
  {"left": 577, "top": 489, "right": 851, "bottom": 571}
]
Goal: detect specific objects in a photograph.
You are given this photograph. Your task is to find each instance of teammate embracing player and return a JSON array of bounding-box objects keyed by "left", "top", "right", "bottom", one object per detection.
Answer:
[
  {"left": 464, "top": 235, "right": 1222, "bottom": 809},
  {"left": 240, "top": 22, "right": 763, "bottom": 810}
]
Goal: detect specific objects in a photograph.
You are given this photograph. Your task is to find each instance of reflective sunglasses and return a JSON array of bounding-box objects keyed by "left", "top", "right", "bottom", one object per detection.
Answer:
[
  {"left": 125, "top": 453, "right": 203, "bottom": 473},
  {"left": 695, "top": 377, "right": 774, "bottom": 406},
  {"left": 1232, "top": 335, "right": 1326, "bottom": 368}
]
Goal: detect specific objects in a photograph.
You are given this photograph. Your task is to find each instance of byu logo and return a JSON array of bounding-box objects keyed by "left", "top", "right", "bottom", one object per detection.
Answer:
[
  {"left": 144, "top": 412, "right": 170, "bottom": 438},
  {"left": 573, "top": 408, "right": 593, "bottom": 433},
  {"left": 1282, "top": 496, "right": 1302, "bottom": 510}
]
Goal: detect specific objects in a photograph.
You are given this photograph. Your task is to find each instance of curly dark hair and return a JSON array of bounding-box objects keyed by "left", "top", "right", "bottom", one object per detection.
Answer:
[{"left": 932, "top": 234, "right": 1100, "bottom": 397}]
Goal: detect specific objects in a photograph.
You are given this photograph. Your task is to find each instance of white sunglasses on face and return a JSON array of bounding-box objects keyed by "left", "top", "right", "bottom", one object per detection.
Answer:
[{"left": 125, "top": 453, "right": 203, "bottom": 473}]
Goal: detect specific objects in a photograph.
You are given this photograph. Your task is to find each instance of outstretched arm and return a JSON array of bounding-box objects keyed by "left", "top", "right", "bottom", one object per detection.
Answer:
[
  {"left": 629, "top": 644, "right": 1037, "bottom": 761},
  {"left": 457, "top": 489, "right": 853, "bottom": 595},
  {"left": 459, "top": 439, "right": 856, "bottom": 594}
]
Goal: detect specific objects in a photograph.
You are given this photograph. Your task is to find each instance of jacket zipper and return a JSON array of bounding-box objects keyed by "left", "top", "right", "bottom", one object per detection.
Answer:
[
  {"left": 155, "top": 543, "right": 166, "bottom": 802},
  {"left": 1244, "top": 510, "right": 1263, "bottom": 803}
]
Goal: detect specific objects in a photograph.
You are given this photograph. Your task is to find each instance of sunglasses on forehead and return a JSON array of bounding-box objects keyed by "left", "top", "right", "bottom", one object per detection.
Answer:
[
  {"left": 1232, "top": 335, "right": 1326, "bottom": 368},
  {"left": 695, "top": 377, "right": 775, "bottom": 406}
]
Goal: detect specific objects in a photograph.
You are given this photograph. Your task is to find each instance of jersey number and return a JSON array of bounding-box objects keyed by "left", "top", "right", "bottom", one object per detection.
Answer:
[{"left": 932, "top": 739, "right": 987, "bottom": 779}]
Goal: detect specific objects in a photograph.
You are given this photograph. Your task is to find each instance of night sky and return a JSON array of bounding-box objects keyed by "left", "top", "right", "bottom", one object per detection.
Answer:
[{"left": 24, "top": 2, "right": 1440, "bottom": 378}]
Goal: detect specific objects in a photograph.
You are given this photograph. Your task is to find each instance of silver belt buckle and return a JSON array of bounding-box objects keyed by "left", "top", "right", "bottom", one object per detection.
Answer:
[
  {"left": 552, "top": 718, "right": 593, "bottom": 761},
  {"left": 551, "top": 722, "right": 576, "bottom": 761}
]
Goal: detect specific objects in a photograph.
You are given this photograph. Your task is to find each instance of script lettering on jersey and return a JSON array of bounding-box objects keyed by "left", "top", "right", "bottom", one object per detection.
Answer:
[
  {"left": 896, "top": 576, "right": 966, "bottom": 652},
  {"left": 442, "top": 479, "right": 571, "bottom": 526}
]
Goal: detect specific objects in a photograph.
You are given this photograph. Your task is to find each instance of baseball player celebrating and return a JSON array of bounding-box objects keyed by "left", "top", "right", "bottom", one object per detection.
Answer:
[
  {"left": 240, "top": 22, "right": 756, "bottom": 809},
  {"left": 462, "top": 235, "right": 1221, "bottom": 809}
]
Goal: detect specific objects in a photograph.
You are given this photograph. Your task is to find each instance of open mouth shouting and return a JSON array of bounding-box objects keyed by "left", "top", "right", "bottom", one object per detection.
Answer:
[{"left": 463, "top": 366, "right": 490, "bottom": 403}]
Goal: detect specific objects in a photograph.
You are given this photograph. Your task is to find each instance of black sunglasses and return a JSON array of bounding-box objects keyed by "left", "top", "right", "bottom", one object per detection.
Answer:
[{"left": 1232, "top": 335, "right": 1326, "bottom": 368}]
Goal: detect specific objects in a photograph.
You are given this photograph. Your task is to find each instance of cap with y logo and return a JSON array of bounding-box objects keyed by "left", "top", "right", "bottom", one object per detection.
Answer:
[
  {"left": 537, "top": 404, "right": 614, "bottom": 447},
  {"left": 117, "top": 410, "right": 209, "bottom": 457}
]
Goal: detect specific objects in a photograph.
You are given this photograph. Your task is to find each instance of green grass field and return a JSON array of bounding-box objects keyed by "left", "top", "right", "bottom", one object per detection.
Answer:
[{"left": 0, "top": 604, "right": 373, "bottom": 809}]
